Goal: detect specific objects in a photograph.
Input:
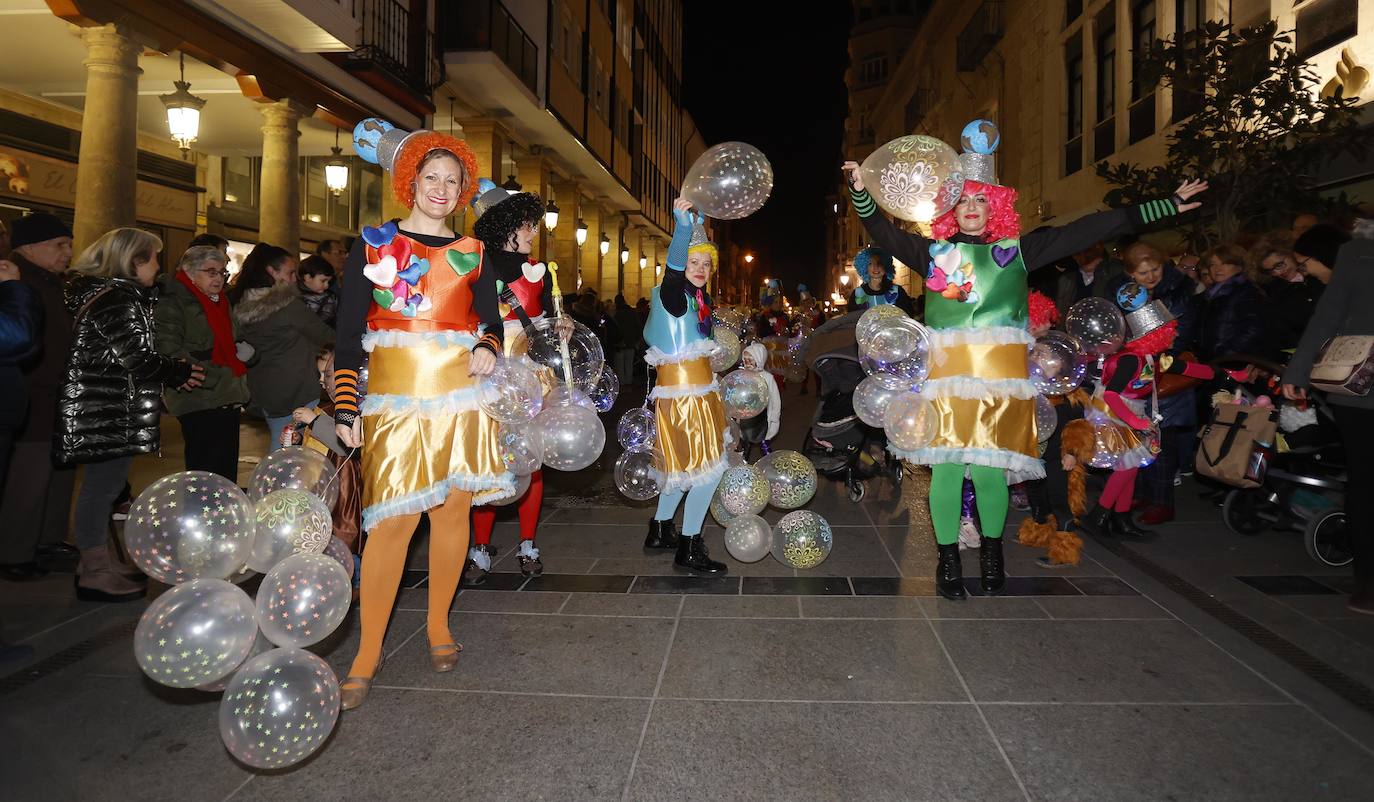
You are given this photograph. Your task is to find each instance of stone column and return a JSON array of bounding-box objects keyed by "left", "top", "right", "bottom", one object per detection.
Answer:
[
  {"left": 515, "top": 154, "right": 550, "bottom": 261},
  {"left": 550, "top": 178, "right": 581, "bottom": 295},
  {"left": 622, "top": 225, "right": 641, "bottom": 303},
  {"left": 73, "top": 24, "right": 141, "bottom": 251},
  {"left": 259, "top": 100, "right": 306, "bottom": 252},
  {"left": 458, "top": 119, "right": 506, "bottom": 237}
]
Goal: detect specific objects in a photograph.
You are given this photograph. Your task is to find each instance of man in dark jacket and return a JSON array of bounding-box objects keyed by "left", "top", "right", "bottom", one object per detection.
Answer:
[
  {"left": 1054, "top": 243, "right": 1125, "bottom": 319},
  {"left": 0, "top": 258, "right": 40, "bottom": 506},
  {"left": 0, "top": 213, "right": 75, "bottom": 581}
]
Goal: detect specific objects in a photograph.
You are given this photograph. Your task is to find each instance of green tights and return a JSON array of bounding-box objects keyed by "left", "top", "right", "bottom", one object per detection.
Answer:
[{"left": 929, "top": 464, "right": 1008, "bottom": 546}]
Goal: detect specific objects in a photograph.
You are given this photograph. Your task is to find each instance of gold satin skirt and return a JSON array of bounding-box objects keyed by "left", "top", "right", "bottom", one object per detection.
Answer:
[
  {"left": 360, "top": 338, "right": 513, "bottom": 530},
  {"left": 653, "top": 356, "right": 728, "bottom": 490}
]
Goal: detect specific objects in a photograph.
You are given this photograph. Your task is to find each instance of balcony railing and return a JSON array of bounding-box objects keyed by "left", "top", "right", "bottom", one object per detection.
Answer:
[
  {"left": 956, "top": 1, "right": 1005, "bottom": 71},
  {"left": 349, "top": 0, "right": 442, "bottom": 96},
  {"left": 438, "top": 0, "right": 539, "bottom": 95}
]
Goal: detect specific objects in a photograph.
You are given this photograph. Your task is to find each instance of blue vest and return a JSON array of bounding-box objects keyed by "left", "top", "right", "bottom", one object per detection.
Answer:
[{"left": 644, "top": 285, "right": 710, "bottom": 355}]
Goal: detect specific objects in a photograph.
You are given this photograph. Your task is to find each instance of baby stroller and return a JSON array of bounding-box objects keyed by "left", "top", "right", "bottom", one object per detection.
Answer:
[
  {"left": 800, "top": 312, "right": 901, "bottom": 502},
  {"left": 1213, "top": 358, "right": 1350, "bottom": 567}
]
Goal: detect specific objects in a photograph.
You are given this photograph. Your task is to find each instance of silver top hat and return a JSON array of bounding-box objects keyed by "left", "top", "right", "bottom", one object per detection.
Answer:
[
  {"left": 471, "top": 182, "right": 513, "bottom": 218},
  {"left": 960, "top": 152, "right": 997, "bottom": 185},
  {"left": 688, "top": 222, "right": 712, "bottom": 249},
  {"left": 1125, "top": 299, "right": 1175, "bottom": 341}
]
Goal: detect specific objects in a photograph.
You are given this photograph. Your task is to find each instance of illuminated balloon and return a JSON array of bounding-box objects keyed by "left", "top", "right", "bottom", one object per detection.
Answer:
[
  {"left": 771, "top": 511, "right": 834, "bottom": 569},
  {"left": 724, "top": 515, "right": 772, "bottom": 563},
  {"left": 617, "top": 407, "right": 657, "bottom": 450},
  {"left": 721, "top": 369, "right": 771, "bottom": 420},
  {"left": 124, "top": 471, "right": 255, "bottom": 585},
  {"left": 1029, "top": 330, "right": 1089, "bottom": 396},
  {"left": 884, "top": 393, "right": 938, "bottom": 452},
  {"left": 247, "top": 489, "right": 332, "bottom": 573},
  {"left": 1035, "top": 394, "right": 1058, "bottom": 443},
  {"left": 133, "top": 578, "right": 258, "bottom": 688},
  {"left": 477, "top": 358, "right": 545, "bottom": 424},
  {"left": 589, "top": 366, "right": 620, "bottom": 412},
  {"left": 248, "top": 447, "right": 338, "bottom": 510},
  {"left": 614, "top": 447, "right": 661, "bottom": 501},
  {"left": 710, "top": 328, "right": 742, "bottom": 373},
  {"left": 758, "top": 450, "right": 818, "bottom": 510},
  {"left": 856, "top": 304, "right": 907, "bottom": 342},
  {"left": 511, "top": 318, "right": 605, "bottom": 391},
  {"left": 256, "top": 553, "right": 351, "bottom": 648},
  {"left": 538, "top": 403, "right": 606, "bottom": 471},
  {"left": 681, "top": 141, "right": 774, "bottom": 220},
  {"left": 853, "top": 375, "right": 905, "bottom": 427},
  {"left": 859, "top": 135, "right": 965, "bottom": 223},
  {"left": 218, "top": 648, "right": 340, "bottom": 770},
  {"left": 498, "top": 423, "right": 544, "bottom": 475},
  {"left": 1066, "top": 297, "right": 1126, "bottom": 356}
]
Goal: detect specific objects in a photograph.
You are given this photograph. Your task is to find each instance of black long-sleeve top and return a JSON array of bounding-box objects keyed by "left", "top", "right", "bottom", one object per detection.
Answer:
[{"left": 657, "top": 267, "right": 711, "bottom": 318}]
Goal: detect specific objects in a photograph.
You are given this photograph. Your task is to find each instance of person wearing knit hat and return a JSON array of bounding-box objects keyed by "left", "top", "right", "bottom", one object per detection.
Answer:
[
  {"left": 0, "top": 212, "right": 76, "bottom": 581},
  {"left": 332, "top": 119, "right": 514, "bottom": 710},
  {"left": 844, "top": 120, "right": 1208, "bottom": 600},
  {"left": 466, "top": 178, "right": 563, "bottom": 583},
  {"left": 1294, "top": 223, "right": 1352, "bottom": 286}
]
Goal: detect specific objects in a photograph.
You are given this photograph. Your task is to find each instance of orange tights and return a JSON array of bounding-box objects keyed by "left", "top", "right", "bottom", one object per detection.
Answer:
[{"left": 346, "top": 488, "right": 471, "bottom": 679}]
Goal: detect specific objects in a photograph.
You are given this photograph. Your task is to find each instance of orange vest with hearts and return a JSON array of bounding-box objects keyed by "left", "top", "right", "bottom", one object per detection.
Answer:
[{"left": 363, "top": 232, "right": 486, "bottom": 334}]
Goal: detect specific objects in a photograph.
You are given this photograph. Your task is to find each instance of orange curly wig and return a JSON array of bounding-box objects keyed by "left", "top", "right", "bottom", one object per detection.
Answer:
[{"left": 390, "top": 132, "right": 481, "bottom": 210}]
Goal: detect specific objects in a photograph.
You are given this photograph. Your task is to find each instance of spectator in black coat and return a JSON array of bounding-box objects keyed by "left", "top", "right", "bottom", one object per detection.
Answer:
[
  {"left": 1249, "top": 232, "right": 1323, "bottom": 357},
  {"left": 1293, "top": 223, "right": 1351, "bottom": 288},
  {"left": 1197, "top": 244, "right": 1266, "bottom": 362},
  {"left": 0, "top": 257, "right": 40, "bottom": 502}
]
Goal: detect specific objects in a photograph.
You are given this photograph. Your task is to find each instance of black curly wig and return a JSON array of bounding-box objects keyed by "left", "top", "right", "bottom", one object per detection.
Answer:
[{"left": 473, "top": 192, "right": 545, "bottom": 252}]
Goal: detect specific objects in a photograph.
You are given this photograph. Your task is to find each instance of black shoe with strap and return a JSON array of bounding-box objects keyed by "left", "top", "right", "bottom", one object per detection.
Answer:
[
  {"left": 644, "top": 518, "right": 679, "bottom": 550},
  {"left": 1077, "top": 505, "right": 1114, "bottom": 539},
  {"left": 936, "top": 543, "right": 967, "bottom": 600},
  {"left": 674, "top": 535, "right": 727, "bottom": 574},
  {"left": 979, "top": 537, "right": 1006, "bottom": 595}
]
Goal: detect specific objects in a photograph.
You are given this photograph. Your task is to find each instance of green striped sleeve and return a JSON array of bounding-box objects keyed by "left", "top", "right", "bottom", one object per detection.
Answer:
[
  {"left": 850, "top": 188, "right": 878, "bottom": 218},
  {"left": 1134, "top": 197, "right": 1178, "bottom": 226}
]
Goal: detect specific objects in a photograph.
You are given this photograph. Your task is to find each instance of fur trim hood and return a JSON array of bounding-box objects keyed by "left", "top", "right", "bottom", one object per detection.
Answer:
[{"left": 233, "top": 282, "right": 299, "bottom": 325}]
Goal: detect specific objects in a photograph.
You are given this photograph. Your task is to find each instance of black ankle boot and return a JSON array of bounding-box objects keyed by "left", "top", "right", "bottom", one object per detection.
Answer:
[
  {"left": 979, "top": 537, "right": 1006, "bottom": 595},
  {"left": 644, "top": 518, "right": 678, "bottom": 550},
  {"left": 1111, "top": 511, "right": 1156, "bottom": 541},
  {"left": 1078, "top": 505, "right": 1114, "bottom": 538},
  {"left": 674, "top": 535, "right": 727, "bottom": 574},
  {"left": 936, "top": 543, "right": 967, "bottom": 600},
  {"left": 1026, "top": 480, "right": 1052, "bottom": 525}
]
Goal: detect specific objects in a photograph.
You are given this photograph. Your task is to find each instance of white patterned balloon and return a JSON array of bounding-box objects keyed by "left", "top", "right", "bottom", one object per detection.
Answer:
[
  {"left": 133, "top": 578, "right": 258, "bottom": 688},
  {"left": 856, "top": 304, "right": 908, "bottom": 342},
  {"left": 721, "top": 369, "right": 770, "bottom": 420},
  {"left": 477, "top": 357, "right": 545, "bottom": 424},
  {"left": 218, "top": 648, "right": 340, "bottom": 770},
  {"left": 771, "top": 510, "right": 835, "bottom": 569},
  {"left": 538, "top": 403, "right": 606, "bottom": 471},
  {"left": 710, "top": 328, "right": 742, "bottom": 372},
  {"left": 124, "top": 471, "right": 256, "bottom": 585},
  {"left": 853, "top": 375, "right": 904, "bottom": 427},
  {"left": 614, "top": 447, "right": 661, "bottom": 501},
  {"left": 858, "top": 315, "right": 929, "bottom": 365},
  {"left": 884, "top": 393, "right": 938, "bottom": 452},
  {"left": 710, "top": 492, "right": 737, "bottom": 526},
  {"left": 256, "top": 553, "right": 352, "bottom": 648},
  {"left": 724, "top": 514, "right": 772, "bottom": 563},
  {"left": 248, "top": 447, "right": 338, "bottom": 510},
  {"left": 859, "top": 135, "right": 965, "bottom": 223},
  {"left": 681, "top": 141, "right": 774, "bottom": 220},
  {"left": 511, "top": 318, "right": 605, "bottom": 391},
  {"left": 716, "top": 464, "right": 770, "bottom": 516},
  {"left": 247, "top": 489, "right": 332, "bottom": 573},
  {"left": 758, "top": 450, "right": 818, "bottom": 510}
]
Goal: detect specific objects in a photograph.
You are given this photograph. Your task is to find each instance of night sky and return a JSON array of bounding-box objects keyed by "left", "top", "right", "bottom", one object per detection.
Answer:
[{"left": 682, "top": 0, "right": 853, "bottom": 297}]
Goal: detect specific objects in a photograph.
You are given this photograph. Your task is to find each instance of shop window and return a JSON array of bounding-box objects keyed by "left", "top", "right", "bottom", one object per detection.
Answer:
[
  {"left": 1065, "top": 34, "right": 1084, "bottom": 174},
  {"left": 222, "top": 156, "right": 258, "bottom": 208}
]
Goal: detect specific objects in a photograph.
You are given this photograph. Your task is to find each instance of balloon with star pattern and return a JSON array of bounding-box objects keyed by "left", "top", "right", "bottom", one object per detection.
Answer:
[
  {"left": 256, "top": 553, "right": 352, "bottom": 648},
  {"left": 124, "top": 472, "right": 256, "bottom": 585},
  {"left": 218, "top": 647, "right": 341, "bottom": 769},
  {"left": 133, "top": 578, "right": 259, "bottom": 688},
  {"left": 248, "top": 447, "right": 340, "bottom": 510}
]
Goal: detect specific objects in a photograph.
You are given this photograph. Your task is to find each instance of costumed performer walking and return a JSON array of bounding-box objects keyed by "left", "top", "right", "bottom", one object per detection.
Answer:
[
  {"left": 642, "top": 198, "right": 730, "bottom": 574},
  {"left": 843, "top": 123, "right": 1206, "bottom": 599},
  {"left": 332, "top": 119, "right": 516, "bottom": 709}
]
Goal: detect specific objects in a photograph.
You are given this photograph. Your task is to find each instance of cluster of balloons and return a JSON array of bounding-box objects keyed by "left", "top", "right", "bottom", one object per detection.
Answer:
[
  {"left": 613, "top": 407, "right": 661, "bottom": 502},
  {"left": 851, "top": 306, "right": 938, "bottom": 452},
  {"left": 1025, "top": 297, "right": 1131, "bottom": 448},
  {"left": 126, "top": 451, "right": 351, "bottom": 769},
  {"left": 709, "top": 451, "right": 831, "bottom": 569}
]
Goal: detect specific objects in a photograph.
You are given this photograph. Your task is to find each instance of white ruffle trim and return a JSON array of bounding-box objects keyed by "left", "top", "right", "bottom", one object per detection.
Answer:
[
  {"left": 919, "top": 376, "right": 1037, "bottom": 401},
  {"left": 363, "top": 328, "right": 478, "bottom": 352},
  {"left": 644, "top": 340, "right": 718, "bottom": 366},
  {"left": 650, "top": 377, "right": 721, "bottom": 401},
  {"left": 659, "top": 452, "right": 730, "bottom": 493},
  {"left": 889, "top": 445, "right": 1046, "bottom": 484},
  {"left": 363, "top": 471, "right": 516, "bottom": 530},
  {"left": 930, "top": 326, "right": 1034, "bottom": 349},
  {"left": 361, "top": 387, "right": 482, "bottom": 418}
]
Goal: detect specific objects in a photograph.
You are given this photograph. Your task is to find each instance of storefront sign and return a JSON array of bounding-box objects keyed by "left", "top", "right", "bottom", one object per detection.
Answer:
[{"left": 0, "top": 147, "right": 196, "bottom": 229}]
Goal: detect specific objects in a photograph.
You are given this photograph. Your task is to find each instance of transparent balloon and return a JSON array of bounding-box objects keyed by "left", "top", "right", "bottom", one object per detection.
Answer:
[
  {"left": 771, "top": 510, "right": 835, "bottom": 569},
  {"left": 545, "top": 385, "right": 594, "bottom": 409},
  {"left": 489, "top": 472, "right": 532, "bottom": 507},
  {"left": 710, "top": 492, "right": 737, "bottom": 526},
  {"left": 858, "top": 315, "right": 929, "bottom": 365},
  {"left": 710, "top": 328, "right": 742, "bottom": 373},
  {"left": 589, "top": 366, "right": 620, "bottom": 413},
  {"left": 681, "top": 141, "right": 774, "bottom": 220},
  {"left": 248, "top": 446, "right": 338, "bottom": 509},
  {"left": 538, "top": 404, "right": 606, "bottom": 471},
  {"left": 721, "top": 369, "right": 771, "bottom": 420},
  {"left": 1029, "top": 330, "right": 1089, "bottom": 395},
  {"left": 853, "top": 375, "right": 905, "bottom": 427},
  {"left": 758, "top": 450, "right": 818, "bottom": 510},
  {"left": 218, "top": 648, "right": 340, "bottom": 770},
  {"left": 196, "top": 632, "right": 272, "bottom": 693},
  {"left": 617, "top": 407, "right": 657, "bottom": 450},
  {"left": 125, "top": 471, "right": 256, "bottom": 585},
  {"left": 1066, "top": 297, "right": 1126, "bottom": 356},
  {"left": 859, "top": 135, "right": 965, "bottom": 223},
  {"left": 477, "top": 357, "right": 545, "bottom": 425},
  {"left": 256, "top": 553, "right": 351, "bottom": 648},
  {"left": 511, "top": 318, "right": 605, "bottom": 391},
  {"left": 856, "top": 305, "right": 908, "bottom": 343},
  {"left": 716, "top": 464, "right": 770, "bottom": 516},
  {"left": 1036, "top": 394, "right": 1059, "bottom": 444},
  {"left": 859, "top": 346, "right": 930, "bottom": 390},
  {"left": 724, "top": 514, "right": 772, "bottom": 563},
  {"left": 133, "top": 578, "right": 258, "bottom": 688},
  {"left": 615, "top": 447, "right": 661, "bottom": 501},
  {"left": 247, "top": 489, "right": 332, "bottom": 574},
  {"left": 712, "top": 307, "right": 747, "bottom": 336},
  {"left": 884, "top": 393, "right": 938, "bottom": 452},
  {"left": 498, "top": 423, "right": 544, "bottom": 476},
  {"left": 322, "top": 536, "right": 356, "bottom": 581}
]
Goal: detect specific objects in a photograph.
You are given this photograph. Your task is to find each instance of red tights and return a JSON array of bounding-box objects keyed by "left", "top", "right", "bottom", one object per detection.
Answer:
[
  {"left": 1099, "top": 468, "right": 1138, "bottom": 513},
  {"left": 472, "top": 470, "right": 544, "bottom": 544}
]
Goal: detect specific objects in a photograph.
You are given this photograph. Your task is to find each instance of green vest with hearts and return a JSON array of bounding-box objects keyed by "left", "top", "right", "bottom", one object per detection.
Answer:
[
  {"left": 923, "top": 239, "right": 1027, "bottom": 330},
  {"left": 363, "top": 231, "right": 486, "bottom": 333}
]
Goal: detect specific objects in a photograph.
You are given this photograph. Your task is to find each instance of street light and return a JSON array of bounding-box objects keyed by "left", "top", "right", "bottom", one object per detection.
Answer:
[
  {"left": 839, "top": 274, "right": 850, "bottom": 287},
  {"left": 501, "top": 174, "right": 522, "bottom": 191},
  {"left": 324, "top": 128, "right": 348, "bottom": 196},
  {"left": 575, "top": 219, "right": 588, "bottom": 246},
  {"left": 639, "top": 254, "right": 647, "bottom": 270},
  {"left": 543, "top": 198, "right": 560, "bottom": 231},
  {"left": 160, "top": 52, "right": 206, "bottom": 155},
  {"left": 744, "top": 254, "right": 755, "bottom": 264},
  {"left": 620, "top": 245, "right": 629, "bottom": 264},
  {"left": 600, "top": 232, "right": 610, "bottom": 256}
]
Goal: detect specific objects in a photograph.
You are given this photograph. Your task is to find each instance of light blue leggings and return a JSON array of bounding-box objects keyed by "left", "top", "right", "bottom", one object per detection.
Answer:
[{"left": 654, "top": 479, "right": 720, "bottom": 537}]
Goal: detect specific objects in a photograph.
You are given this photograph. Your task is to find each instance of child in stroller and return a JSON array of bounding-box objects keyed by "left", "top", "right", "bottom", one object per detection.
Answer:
[{"left": 738, "top": 342, "right": 781, "bottom": 460}]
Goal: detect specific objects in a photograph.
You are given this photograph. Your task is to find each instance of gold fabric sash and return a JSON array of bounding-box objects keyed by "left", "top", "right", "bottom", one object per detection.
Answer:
[
  {"left": 927, "top": 395, "right": 1038, "bottom": 458},
  {"left": 656, "top": 357, "right": 714, "bottom": 388},
  {"left": 929, "top": 342, "right": 1028, "bottom": 382},
  {"left": 368, "top": 342, "right": 475, "bottom": 399},
  {"left": 655, "top": 392, "right": 727, "bottom": 478}
]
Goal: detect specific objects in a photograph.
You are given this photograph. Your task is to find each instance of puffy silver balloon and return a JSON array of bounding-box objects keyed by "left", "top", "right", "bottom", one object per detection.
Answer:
[
  {"left": 717, "top": 464, "right": 770, "bottom": 516},
  {"left": 125, "top": 471, "right": 256, "bottom": 585},
  {"left": 772, "top": 510, "right": 835, "bottom": 569},
  {"left": 1066, "top": 297, "right": 1126, "bottom": 356},
  {"left": 758, "top": 450, "right": 818, "bottom": 510},
  {"left": 488, "top": 472, "right": 532, "bottom": 507},
  {"left": 721, "top": 369, "right": 771, "bottom": 420},
  {"left": 724, "top": 514, "right": 772, "bottom": 563},
  {"left": 853, "top": 375, "right": 905, "bottom": 427},
  {"left": 1029, "top": 330, "right": 1089, "bottom": 395},
  {"left": 538, "top": 403, "right": 606, "bottom": 471},
  {"left": 614, "top": 447, "right": 661, "bottom": 501},
  {"left": 1036, "top": 394, "right": 1059, "bottom": 444},
  {"left": 710, "top": 328, "right": 742, "bottom": 373},
  {"left": 218, "top": 648, "right": 340, "bottom": 770},
  {"left": 617, "top": 407, "right": 657, "bottom": 450},
  {"left": 498, "top": 423, "right": 544, "bottom": 476},
  {"left": 511, "top": 318, "right": 605, "bottom": 391},
  {"left": 681, "top": 141, "right": 774, "bottom": 220},
  {"left": 884, "top": 393, "right": 938, "bottom": 452},
  {"left": 248, "top": 447, "right": 339, "bottom": 510},
  {"left": 589, "top": 366, "right": 620, "bottom": 413},
  {"left": 477, "top": 358, "right": 545, "bottom": 424},
  {"left": 859, "top": 135, "right": 965, "bottom": 223},
  {"left": 858, "top": 315, "right": 929, "bottom": 365},
  {"left": 133, "top": 578, "right": 258, "bottom": 688},
  {"left": 322, "top": 536, "right": 356, "bottom": 581},
  {"left": 247, "top": 489, "right": 332, "bottom": 574},
  {"left": 256, "top": 553, "right": 352, "bottom": 648}
]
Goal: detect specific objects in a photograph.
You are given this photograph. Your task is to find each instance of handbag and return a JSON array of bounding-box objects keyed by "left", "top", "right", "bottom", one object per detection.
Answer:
[
  {"left": 1156, "top": 351, "right": 1203, "bottom": 398},
  {"left": 1195, "top": 404, "right": 1278, "bottom": 489},
  {"left": 1309, "top": 335, "right": 1374, "bottom": 397}
]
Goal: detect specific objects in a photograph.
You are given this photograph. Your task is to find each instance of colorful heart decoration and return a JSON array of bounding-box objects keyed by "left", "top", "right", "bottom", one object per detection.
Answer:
[
  {"left": 361, "top": 221, "right": 398, "bottom": 248},
  {"left": 377, "top": 237, "right": 413, "bottom": 271},
  {"left": 446, "top": 250, "right": 481, "bottom": 276},
  {"left": 417, "top": 295, "right": 433, "bottom": 312},
  {"left": 933, "top": 249, "right": 962, "bottom": 276},
  {"left": 401, "top": 303, "right": 419, "bottom": 318},
  {"left": 991, "top": 243, "right": 1020, "bottom": 268},
  {"left": 372, "top": 288, "right": 395, "bottom": 309},
  {"left": 388, "top": 294, "right": 407, "bottom": 313},
  {"left": 397, "top": 256, "right": 430, "bottom": 284},
  {"left": 926, "top": 267, "right": 949, "bottom": 293},
  {"left": 522, "top": 261, "right": 546, "bottom": 284},
  {"left": 363, "top": 255, "right": 398, "bottom": 288}
]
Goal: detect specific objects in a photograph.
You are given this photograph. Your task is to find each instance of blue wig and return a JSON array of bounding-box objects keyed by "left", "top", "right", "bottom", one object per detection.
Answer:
[{"left": 854, "top": 246, "right": 894, "bottom": 281}]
